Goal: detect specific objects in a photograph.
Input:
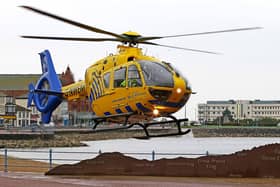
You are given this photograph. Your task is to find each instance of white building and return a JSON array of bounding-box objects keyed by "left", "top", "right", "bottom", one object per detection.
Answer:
[
  {"left": 16, "top": 97, "right": 40, "bottom": 125},
  {"left": 16, "top": 105, "right": 31, "bottom": 127},
  {"left": 198, "top": 100, "right": 280, "bottom": 123}
]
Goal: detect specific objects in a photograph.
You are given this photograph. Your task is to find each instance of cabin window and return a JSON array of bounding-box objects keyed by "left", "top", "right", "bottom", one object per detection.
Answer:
[
  {"left": 128, "top": 65, "right": 142, "bottom": 87},
  {"left": 114, "top": 67, "right": 127, "bottom": 88},
  {"left": 138, "top": 60, "right": 174, "bottom": 87},
  {"left": 103, "top": 72, "right": 111, "bottom": 88}
]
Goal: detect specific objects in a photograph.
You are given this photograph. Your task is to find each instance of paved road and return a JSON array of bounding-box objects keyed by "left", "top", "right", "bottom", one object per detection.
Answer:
[{"left": 1, "top": 172, "right": 280, "bottom": 187}]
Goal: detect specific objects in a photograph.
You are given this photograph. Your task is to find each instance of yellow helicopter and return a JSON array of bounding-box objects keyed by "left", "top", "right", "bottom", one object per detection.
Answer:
[{"left": 21, "top": 6, "right": 261, "bottom": 138}]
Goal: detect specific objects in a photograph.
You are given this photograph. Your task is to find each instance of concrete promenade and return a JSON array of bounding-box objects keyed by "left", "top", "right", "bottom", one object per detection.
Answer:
[{"left": 1, "top": 172, "right": 280, "bottom": 187}]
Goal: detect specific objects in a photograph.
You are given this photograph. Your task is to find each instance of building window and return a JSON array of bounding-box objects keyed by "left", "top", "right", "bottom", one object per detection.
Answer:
[
  {"left": 32, "top": 106, "right": 36, "bottom": 114},
  {"left": 5, "top": 105, "right": 15, "bottom": 114},
  {"left": 6, "top": 96, "right": 15, "bottom": 104},
  {"left": 0, "top": 97, "right": 4, "bottom": 104}
]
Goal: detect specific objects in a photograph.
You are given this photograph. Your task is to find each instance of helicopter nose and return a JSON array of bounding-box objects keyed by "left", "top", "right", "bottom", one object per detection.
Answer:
[
  {"left": 176, "top": 88, "right": 182, "bottom": 94},
  {"left": 179, "top": 91, "right": 191, "bottom": 107}
]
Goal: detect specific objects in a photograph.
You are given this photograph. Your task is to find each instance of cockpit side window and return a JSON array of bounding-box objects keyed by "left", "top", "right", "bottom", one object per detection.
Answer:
[
  {"left": 114, "top": 67, "right": 127, "bottom": 88},
  {"left": 103, "top": 72, "right": 111, "bottom": 88},
  {"left": 128, "top": 65, "right": 142, "bottom": 87}
]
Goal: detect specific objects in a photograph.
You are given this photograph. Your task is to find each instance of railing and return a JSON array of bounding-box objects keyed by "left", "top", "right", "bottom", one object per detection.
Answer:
[{"left": 0, "top": 149, "right": 212, "bottom": 172}]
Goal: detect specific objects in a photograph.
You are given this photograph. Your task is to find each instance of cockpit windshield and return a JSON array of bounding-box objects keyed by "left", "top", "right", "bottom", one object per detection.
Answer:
[
  {"left": 164, "top": 62, "right": 191, "bottom": 90},
  {"left": 138, "top": 60, "right": 174, "bottom": 87}
]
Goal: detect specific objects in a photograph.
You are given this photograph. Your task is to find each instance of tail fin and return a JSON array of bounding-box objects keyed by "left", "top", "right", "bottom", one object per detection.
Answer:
[{"left": 27, "top": 50, "right": 62, "bottom": 124}]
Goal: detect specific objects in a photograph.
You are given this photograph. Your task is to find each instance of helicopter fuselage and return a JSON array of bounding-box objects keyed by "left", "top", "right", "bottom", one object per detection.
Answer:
[{"left": 62, "top": 45, "right": 192, "bottom": 120}]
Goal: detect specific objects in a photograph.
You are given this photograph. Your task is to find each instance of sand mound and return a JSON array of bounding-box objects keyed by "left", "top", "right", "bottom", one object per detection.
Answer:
[{"left": 46, "top": 143, "right": 280, "bottom": 178}]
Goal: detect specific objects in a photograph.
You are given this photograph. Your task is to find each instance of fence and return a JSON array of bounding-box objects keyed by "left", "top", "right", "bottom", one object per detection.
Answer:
[{"left": 0, "top": 149, "right": 212, "bottom": 172}]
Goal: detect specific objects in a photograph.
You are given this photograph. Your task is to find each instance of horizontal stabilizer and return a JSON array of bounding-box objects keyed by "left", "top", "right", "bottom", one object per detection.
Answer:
[{"left": 34, "top": 89, "right": 63, "bottom": 97}]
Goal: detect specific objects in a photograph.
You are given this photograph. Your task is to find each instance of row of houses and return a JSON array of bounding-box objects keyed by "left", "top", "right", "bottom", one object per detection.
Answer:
[
  {"left": 0, "top": 74, "right": 40, "bottom": 127},
  {"left": 0, "top": 67, "right": 93, "bottom": 127},
  {"left": 198, "top": 100, "right": 280, "bottom": 123}
]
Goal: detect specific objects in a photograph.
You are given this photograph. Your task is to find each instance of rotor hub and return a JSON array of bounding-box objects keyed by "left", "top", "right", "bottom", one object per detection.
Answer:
[{"left": 122, "top": 31, "right": 141, "bottom": 37}]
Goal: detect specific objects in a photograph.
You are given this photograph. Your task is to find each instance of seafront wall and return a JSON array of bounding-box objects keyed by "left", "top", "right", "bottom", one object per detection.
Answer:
[{"left": 192, "top": 127, "right": 280, "bottom": 137}]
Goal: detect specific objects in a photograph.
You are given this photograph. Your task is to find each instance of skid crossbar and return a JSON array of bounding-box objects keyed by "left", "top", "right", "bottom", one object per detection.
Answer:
[{"left": 91, "top": 113, "right": 190, "bottom": 139}]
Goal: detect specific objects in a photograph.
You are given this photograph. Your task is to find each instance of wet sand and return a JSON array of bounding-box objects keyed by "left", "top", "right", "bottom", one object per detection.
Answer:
[
  {"left": 0, "top": 155, "right": 53, "bottom": 173},
  {"left": 1, "top": 172, "right": 280, "bottom": 187}
]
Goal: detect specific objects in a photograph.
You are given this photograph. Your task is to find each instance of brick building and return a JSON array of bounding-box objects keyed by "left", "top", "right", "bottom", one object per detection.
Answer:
[{"left": 54, "top": 66, "right": 93, "bottom": 126}]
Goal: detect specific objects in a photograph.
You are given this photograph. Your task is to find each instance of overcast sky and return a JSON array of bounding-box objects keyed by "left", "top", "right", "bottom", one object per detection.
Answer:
[{"left": 1, "top": 0, "right": 280, "bottom": 120}]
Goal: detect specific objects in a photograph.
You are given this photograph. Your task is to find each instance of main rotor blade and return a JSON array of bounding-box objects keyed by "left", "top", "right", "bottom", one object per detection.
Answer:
[
  {"left": 138, "top": 27, "right": 262, "bottom": 41},
  {"left": 21, "top": 35, "right": 121, "bottom": 42},
  {"left": 20, "top": 6, "right": 124, "bottom": 39},
  {"left": 141, "top": 41, "right": 220, "bottom": 55}
]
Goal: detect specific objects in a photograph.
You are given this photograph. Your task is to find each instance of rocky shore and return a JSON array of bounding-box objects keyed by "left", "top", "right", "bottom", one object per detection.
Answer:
[
  {"left": 0, "top": 129, "right": 146, "bottom": 148},
  {"left": 192, "top": 127, "right": 280, "bottom": 137}
]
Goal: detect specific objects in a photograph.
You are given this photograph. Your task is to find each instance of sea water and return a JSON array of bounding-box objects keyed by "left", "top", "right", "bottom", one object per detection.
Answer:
[{"left": 2, "top": 133, "right": 280, "bottom": 164}]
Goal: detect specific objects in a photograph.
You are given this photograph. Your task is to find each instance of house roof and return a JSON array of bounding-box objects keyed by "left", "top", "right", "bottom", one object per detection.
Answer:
[
  {"left": 251, "top": 100, "right": 280, "bottom": 104},
  {"left": 0, "top": 68, "right": 73, "bottom": 92},
  {"left": 16, "top": 104, "right": 31, "bottom": 112},
  {"left": 207, "top": 100, "right": 236, "bottom": 105},
  {"left": 0, "top": 74, "right": 41, "bottom": 90},
  {"left": 0, "top": 68, "right": 73, "bottom": 98}
]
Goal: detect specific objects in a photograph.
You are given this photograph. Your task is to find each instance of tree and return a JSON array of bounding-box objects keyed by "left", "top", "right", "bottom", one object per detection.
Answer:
[{"left": 222, "top": 108, "right": 233, "bottom": 124}]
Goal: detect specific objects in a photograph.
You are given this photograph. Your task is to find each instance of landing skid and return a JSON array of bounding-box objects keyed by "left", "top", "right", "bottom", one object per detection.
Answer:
[
  {"left": 134, "top": 129, "right": 191, "bottom": 139},
  {"left": 91, "top": 113, "right": 190, "bottom": 139},
  {"left": 132, "top": 117, "right": 190, "bottom": 139}
]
